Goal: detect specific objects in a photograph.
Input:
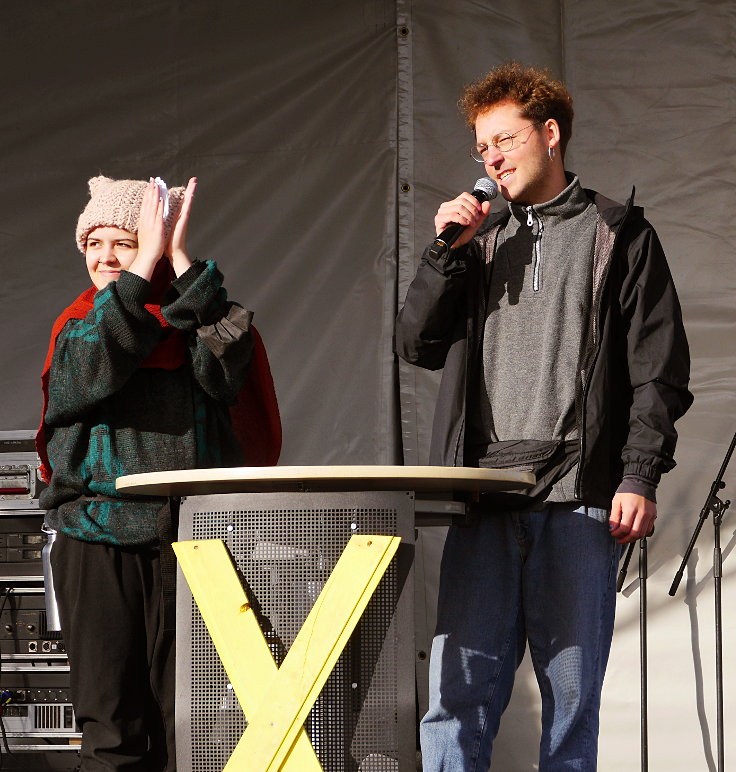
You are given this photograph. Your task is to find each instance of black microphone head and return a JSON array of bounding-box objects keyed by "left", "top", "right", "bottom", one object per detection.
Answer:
[{"left": 473, "top": 177, "right": 498, "bottom": 202}]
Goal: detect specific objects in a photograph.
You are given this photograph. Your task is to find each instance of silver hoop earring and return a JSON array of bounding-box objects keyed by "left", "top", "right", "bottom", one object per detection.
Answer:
[{"left": 548, "top": 146, "right": 555, "bottom": 160}]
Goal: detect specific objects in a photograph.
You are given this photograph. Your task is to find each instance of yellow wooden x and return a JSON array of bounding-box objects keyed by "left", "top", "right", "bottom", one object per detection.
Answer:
[{"left": 173, "top": 534, "right": 400, "bottom": 772}]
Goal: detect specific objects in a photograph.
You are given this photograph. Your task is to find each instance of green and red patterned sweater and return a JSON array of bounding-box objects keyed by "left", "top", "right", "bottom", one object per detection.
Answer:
[{"left": 39, "top": 260, "right": 253, "bottom": 546}]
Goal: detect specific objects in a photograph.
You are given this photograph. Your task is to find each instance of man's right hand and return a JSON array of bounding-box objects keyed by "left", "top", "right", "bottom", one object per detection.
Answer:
[{"left": 434, "top": 193, "right": 492, "bottom": 249}]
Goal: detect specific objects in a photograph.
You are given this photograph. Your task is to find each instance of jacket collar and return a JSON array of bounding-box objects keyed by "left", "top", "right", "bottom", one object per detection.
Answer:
[
  {"left": 583, "top": 185, "right": 636, "bottom": 232},
  {"left": 479, "top": 180, "right": 638, "bottom": 235}
]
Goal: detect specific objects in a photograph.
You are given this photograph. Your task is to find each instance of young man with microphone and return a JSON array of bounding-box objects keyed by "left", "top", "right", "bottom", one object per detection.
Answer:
[{"left": 395, "top": 62, "right": 692, "bottom": 770}]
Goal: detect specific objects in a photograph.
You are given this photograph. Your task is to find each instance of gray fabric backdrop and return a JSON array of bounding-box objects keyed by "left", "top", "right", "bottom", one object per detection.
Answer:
[{"left": 1, "top": 1, "right": 734, "bottom": 769}]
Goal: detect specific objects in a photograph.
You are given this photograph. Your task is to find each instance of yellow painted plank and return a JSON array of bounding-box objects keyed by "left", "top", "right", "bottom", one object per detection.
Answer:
[
  {"left": 173, "top": 540, "right": 323, "bottom": 772},
  {"left": 227, "top": 534, "right": 400, "bottom": 772}
]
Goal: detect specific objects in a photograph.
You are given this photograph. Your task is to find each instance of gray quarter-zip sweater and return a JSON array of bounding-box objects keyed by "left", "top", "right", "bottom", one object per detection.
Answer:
[{"left": 469, "top": 174, "right": 598, "bottom": 501}]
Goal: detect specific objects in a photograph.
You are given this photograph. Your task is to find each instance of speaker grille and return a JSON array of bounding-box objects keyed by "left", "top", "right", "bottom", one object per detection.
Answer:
[{"left": 177, "top": 491, "right": 414, "bottom": 772}]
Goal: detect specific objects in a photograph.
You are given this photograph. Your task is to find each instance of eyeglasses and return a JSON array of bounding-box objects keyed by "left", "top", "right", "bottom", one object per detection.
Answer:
[{"left": 470, "top": 122, "right": 542, "bottom": 162}]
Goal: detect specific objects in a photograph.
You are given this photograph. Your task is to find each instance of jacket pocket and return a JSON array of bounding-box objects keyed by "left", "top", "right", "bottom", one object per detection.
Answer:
[{"left": 477, "top": 438, "right": 579, "bottom": 508}]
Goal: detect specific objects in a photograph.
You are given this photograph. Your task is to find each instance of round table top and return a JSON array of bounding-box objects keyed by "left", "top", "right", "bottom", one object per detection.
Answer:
[{"left": 115, "top": 465, "right": 535, "bottom": 497}]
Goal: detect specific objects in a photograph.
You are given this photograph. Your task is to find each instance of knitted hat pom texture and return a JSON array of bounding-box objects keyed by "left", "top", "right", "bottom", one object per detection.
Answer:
[{"left": 76, "top": 176, "right": 186, "bottom": 253}]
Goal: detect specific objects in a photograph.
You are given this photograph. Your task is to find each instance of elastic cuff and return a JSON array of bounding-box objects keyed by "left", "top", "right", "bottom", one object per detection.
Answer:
[
  {"left": 423, "top": 243, "right": 468, "bottom": 276},
  {"left": 622, "top": 461, "right": 662, "bottom": 487}
]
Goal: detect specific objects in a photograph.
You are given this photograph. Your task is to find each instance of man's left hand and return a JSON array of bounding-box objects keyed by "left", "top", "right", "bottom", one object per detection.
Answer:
[{"left": 609, "top": 493, "right": 657, "bottom": 544}]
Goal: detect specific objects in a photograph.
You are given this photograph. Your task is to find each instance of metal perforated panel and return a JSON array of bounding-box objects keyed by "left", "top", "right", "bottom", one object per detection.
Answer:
[{"left": 176, "top": 491, "right": 415, "bottom": 772}]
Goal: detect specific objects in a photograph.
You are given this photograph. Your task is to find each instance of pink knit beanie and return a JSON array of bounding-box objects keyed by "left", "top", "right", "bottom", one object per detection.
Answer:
[{"left": 75, "top": 176, "right": 186, "bottom": 253}]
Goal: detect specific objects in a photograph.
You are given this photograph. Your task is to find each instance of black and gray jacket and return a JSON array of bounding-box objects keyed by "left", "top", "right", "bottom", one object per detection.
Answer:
[{"left": 395, "top": 187, "right": 693, "bottom": 508}]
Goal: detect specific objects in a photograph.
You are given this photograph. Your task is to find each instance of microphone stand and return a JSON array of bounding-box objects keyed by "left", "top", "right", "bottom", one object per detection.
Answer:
[
  {"left": 617, "top": 534, "right": 650, "bottom": 772},
  {"left": 669, "top": 429, "right": 735, "bottom": 772},
  {"left": 639, "top": 537, "right": 648, "bottom": 772}
]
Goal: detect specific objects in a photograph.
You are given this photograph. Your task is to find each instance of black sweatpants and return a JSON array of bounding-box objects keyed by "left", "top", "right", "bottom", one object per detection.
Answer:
[{"left": 51, "top": 534, "right": 176, "bottom": 771}]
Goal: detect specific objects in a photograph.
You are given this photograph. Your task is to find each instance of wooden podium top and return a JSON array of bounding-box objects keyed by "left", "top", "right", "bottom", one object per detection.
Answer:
[{"left": 115, "top": 465, "right": 535, "bottom": 497}]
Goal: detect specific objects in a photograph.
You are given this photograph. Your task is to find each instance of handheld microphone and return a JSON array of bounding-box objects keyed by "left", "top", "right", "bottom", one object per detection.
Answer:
[{"left": 430, "top": 177, "right": 498, "bottom": 256}]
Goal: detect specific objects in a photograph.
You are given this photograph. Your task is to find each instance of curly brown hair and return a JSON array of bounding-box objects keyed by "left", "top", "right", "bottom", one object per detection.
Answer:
[{"left": 459, "top": 62, "right": 574, "bottom": 157}]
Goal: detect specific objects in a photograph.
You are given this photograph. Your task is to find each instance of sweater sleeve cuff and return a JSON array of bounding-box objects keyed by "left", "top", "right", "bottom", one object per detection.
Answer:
[
  {"left": 616, "top": 475, "right": 657, "bottom": 503},
  {"left": 114, "top": 270, "right": 152, "bottom": 308},
  {"left": 170, "top": 259, "right": 209, "bottom": 295},
  {"left": 163, "top": 259, "right": 229, "bottom": 329}
]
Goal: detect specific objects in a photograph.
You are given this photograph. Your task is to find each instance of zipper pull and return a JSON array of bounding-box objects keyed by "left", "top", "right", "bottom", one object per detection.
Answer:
[{"left": 526, "top": 206, "right": 542, "bottom": 238}]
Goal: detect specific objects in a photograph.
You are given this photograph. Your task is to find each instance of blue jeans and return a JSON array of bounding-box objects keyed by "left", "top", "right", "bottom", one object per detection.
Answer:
[{"left": 420, "top": 503, "right": 622, "bottom": 772}]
